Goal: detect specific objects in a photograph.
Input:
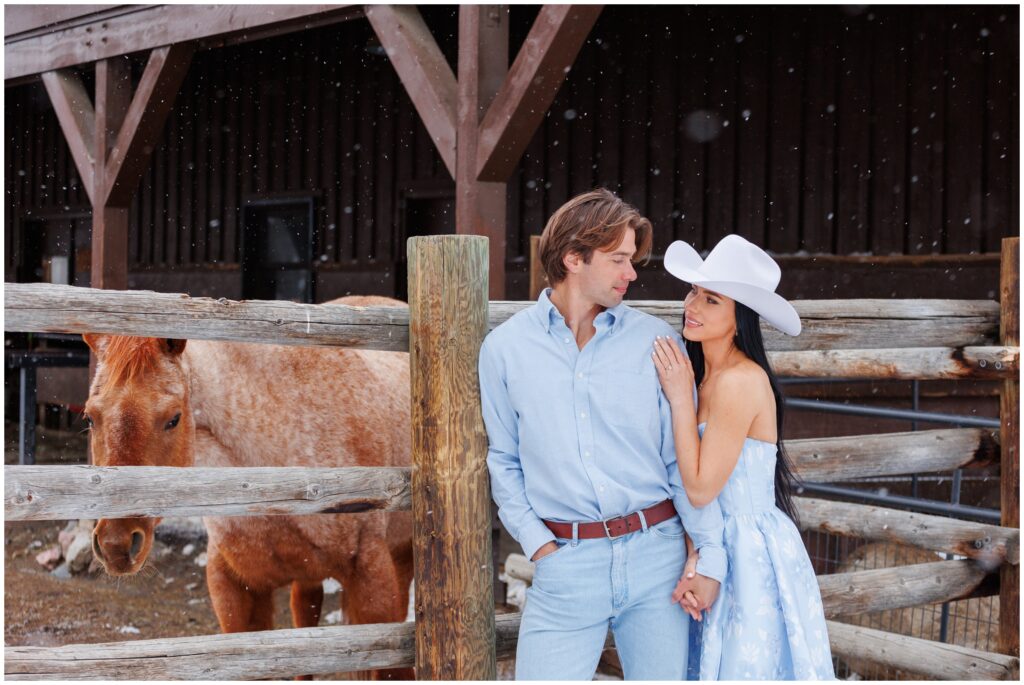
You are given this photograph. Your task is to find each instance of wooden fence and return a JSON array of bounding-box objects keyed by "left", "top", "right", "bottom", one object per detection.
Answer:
[{"left": 3, "top": 235, "right": 1020, "bottom": 680}]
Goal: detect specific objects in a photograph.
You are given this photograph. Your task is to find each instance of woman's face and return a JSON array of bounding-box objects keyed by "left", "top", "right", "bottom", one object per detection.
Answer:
[{"left": 682, "top": 285, "right": 736, "bottom": 342}]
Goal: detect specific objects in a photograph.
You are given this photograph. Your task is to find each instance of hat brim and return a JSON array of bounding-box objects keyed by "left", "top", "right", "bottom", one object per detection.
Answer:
[
  {"left": 664, "top": 242, "right": 800, "bottom": 336},
  {"left": 683, "top": 280, "right": 802, "bottom": 336}
]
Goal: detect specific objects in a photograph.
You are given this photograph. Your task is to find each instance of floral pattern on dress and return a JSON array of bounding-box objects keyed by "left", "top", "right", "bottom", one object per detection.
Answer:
[{"left": 696, "top": 425, "right": 835, "bottom": 680}]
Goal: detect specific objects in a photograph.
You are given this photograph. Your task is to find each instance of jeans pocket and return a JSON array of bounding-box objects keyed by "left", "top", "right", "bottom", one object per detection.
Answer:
[
  {"left": 534, "top": 540, "right": 568, "bottom": 567},
  {"left": 650, "top": 517, "right": 686, "bottom": 539}
]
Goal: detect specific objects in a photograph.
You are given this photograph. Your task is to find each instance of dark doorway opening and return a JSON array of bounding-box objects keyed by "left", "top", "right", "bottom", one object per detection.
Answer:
[
  {"left": 395, "top": 187, "right": 455, "bottom": 300},
  {"left": 241, "top": 198, "right": 316, "bottom": 303}
]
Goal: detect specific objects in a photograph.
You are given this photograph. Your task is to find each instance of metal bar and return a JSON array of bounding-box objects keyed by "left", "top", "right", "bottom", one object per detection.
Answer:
[
  {"left": 912, "top": 380, "right": 920, "bottom": 497},
  {"left": 951, "top": 469, "right": 964, "bottom": 506},
  {"left": 940, "top": 467, "right": 966, "bottom": 643},
  {"left": 18, "top": 366, "right": 36, "bottom": 466},
  {"left": 786, "top": 397, "right": 1001, "bottom": 428},
  {"left": 798, "top": 482, "right": 1002, "bottom": 524}
]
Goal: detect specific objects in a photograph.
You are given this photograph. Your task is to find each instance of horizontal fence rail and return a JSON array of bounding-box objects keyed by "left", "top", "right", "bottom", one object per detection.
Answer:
[
  {"left": 9, "top": 586, "right": 1017, "bottom": 681},
  {"left": 796, "top": 497, "right": 1020, "bottom": 565},
  {"left": 4, "top": 428, "right": 999, "bottom": 521},
  {"left": 491, "top": 299, "right": 1001, "bottom": 351},
  {"left": 5, "top": 614, "right": 529, "bottom": 681},
  {"left": 4, "top": 466, "right": 411, "bottom": 520},
  {"left": 5, "top": 286, "right": 1016, "bottom": 378},
  {"left": 786, "top": 427, "right": 998, "bottom": 480},
  {"left": 4, "top": 283, "right": 412, "bottom": 351},
  {"left": 826, "top": 620, "right": 1020, "bottom": 680},
  {"left": 4, "top": 427, "right": 995, "bottom": 518},
  {"left": 505, "top": 554, "right": 991, "bottom": 617},
  {"left": 817, "top": 560, "right": 988, "bottom": 617},
  {"left": 772, "top": 346, "right": 1017, "bottom": 380},
  {"left": 5, "top": 620, "right": 422, "bottom": 680}
]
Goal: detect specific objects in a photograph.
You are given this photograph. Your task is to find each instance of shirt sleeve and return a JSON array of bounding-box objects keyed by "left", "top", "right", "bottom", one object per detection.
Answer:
[
  {"left": 658, "top": 335, "right": 728, "bottom": 584},
  {"left": 478, "top": 336, "right": 556, "bottom": 561}
]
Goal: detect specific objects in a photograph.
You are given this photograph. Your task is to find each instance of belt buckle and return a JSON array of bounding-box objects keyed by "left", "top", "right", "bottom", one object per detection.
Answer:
[{"left": 602, "top": 515, "right": 627, "bottom": 539}]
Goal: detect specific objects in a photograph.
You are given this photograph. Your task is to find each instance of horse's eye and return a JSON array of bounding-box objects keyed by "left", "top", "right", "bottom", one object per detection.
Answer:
[
  {"left": 165, "top": 413, "right": 181, "bottom": 430},
  {"left": 83, "top": 414, "right": 94, "bottom": 429}
]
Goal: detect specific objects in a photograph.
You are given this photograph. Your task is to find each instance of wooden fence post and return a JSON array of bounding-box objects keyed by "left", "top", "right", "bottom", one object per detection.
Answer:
[
  {"left": 1000, "top": 236, "right": 1019, "bottom": 657},
  {"left": 529, "top": 234, "right": 545, "bottom": 300},
  {"left": 408, "top": 235, "right": 496, "bottom": 680}
]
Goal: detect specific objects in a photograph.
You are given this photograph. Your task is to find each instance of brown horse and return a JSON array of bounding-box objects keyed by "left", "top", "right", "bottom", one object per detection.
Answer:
[{"left": 82, "top": 296, "right": 414, "bottom": 680}]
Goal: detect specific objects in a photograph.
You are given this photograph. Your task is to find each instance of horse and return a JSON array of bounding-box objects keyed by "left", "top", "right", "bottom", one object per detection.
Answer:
[{"left": 82, "top": 295, "right": 414, "bottom": 680}]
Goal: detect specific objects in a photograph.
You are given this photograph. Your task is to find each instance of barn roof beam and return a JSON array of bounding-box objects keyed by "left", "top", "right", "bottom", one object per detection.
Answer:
[
  {"left": 365, "top": 6, "right": 458, "bottom": 178},
  {"left": 102, "top": 44, "right": 194, "bottom": 206},
  {"left": 5, "top": 4, "right": 361, "bottom": 82},
  {"left": 39, "top": 68, "right": 97, "bottom": 204},
  {"left": 475, "top": 5, "right": 602, "bottom": 182},
  {"left": 365, "top": 6, "right": 601, "bottom": 298},
  {"left": 39, "top": 45, "right": 193, "bottom": 291}
]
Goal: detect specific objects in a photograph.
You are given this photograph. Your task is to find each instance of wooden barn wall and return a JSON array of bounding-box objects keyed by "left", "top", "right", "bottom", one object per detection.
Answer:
[{"left": 4, "top": 5, "right": 1018, "bottom": 300}]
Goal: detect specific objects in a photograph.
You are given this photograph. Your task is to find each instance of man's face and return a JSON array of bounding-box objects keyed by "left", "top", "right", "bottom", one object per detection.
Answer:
[{"left": 573, "top": 227, "right": 638, "bottom": 309}]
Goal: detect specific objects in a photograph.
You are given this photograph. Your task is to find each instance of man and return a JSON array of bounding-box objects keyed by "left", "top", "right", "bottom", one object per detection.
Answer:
[{"left": 479, "top": 189, "right": 726, "bottom": 680}]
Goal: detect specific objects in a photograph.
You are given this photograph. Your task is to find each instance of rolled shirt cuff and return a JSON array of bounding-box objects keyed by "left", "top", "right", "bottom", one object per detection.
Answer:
[
  {"left": 519, "top": 517, "right": 557, "bottom": 562},
  {"left": 694, "top": 545, "right": 727, "bottom": 584}
]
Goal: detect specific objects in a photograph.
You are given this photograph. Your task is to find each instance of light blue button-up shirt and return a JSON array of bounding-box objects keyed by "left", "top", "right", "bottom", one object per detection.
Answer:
[{"left": 479, "top": 289, "right": 728, "bottom": 583}]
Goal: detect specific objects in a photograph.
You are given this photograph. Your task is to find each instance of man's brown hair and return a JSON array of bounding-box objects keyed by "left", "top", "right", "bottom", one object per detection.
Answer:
[{"left": 538, "top": 188, "right": 653, "bottom": 285}]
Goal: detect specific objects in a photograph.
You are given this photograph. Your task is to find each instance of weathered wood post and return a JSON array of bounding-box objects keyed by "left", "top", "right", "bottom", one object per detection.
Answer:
[
  {"left": 999, "top": 236, "right": 1019, "bottom": 657},
  {"left": 408, "top": 235, "right": 496, "bottom": 679},
  {"left": 529, "top": 234, "right": 545, "bottom": 300}
]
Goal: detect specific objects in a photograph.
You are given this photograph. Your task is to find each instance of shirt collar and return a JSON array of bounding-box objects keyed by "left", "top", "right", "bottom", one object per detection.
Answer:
[
  {"left": 601, "top": 299, "right": 627, "bottom": 334},
  {"left": 533, "top": 288, "right": 627, "bottom": 335},
  {"left": 534, "top": 288, "right": 560, "bottom": 333}
]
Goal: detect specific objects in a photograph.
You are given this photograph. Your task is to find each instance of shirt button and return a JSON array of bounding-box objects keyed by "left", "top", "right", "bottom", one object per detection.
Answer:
[
  {"left": 599, "top": 486, "right": 606, "bottom": 492},
  {"left": 584, "top": 451, "right": 591, "bottom": 457},
  {"left": 578, "top": 372, "right": 584, "bottom": 379},
  {"left": 564, "top": 337, "right": 571, "bottom": 343},
  {"left": 580, "top": 412, "right": 587, "bottom": 419}
]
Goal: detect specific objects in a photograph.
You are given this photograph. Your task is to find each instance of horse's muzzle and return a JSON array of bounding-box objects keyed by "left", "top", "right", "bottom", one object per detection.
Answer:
[{"left": 92, "top": 520, "right": 153, "bottom": 575}]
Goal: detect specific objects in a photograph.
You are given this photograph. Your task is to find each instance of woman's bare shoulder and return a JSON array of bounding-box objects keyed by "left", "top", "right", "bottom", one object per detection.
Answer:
[{"left": 722, "top": 359, "right": 770, "bottom": 387}]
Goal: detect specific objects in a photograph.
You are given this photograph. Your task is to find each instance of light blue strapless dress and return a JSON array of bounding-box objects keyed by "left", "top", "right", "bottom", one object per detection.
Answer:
[{"left": 696, "top": 423, "right": 835, "bottom": 680}]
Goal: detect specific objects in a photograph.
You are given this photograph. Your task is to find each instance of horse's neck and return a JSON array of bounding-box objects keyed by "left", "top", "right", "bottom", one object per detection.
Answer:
[{"left": 182, "top": 345, "right": 232, "bottom": 465}]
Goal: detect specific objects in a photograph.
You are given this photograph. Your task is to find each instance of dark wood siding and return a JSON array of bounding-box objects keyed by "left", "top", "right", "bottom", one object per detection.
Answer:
[{"left": 5, "top": 5, "right": 1018, "bottom": 299}]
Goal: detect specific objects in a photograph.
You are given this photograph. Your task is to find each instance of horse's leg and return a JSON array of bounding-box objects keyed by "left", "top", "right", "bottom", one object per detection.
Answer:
[
  {"left": 341, "top": 537, "right": 415, "bottom": 681},
  {"left": 290, "top": 580, "right": 324, "bottom": 628},
  {"left": 387, "top": 512, "right": 414, "bottom": 622},
  {"left": 206, "top": 544, "right": 275, "bottom": 633},
  {"left": 287, "top": 581, "right": 326, "bottom": 681}
]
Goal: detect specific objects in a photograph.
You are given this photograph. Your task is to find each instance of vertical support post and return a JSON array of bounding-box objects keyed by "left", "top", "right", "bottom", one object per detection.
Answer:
[
  {"left": 456, "top": 6, "right": 508, "bottom": 300},
  {"left": 91, "top": 207, "right": 130, "bottom": 289},
  {"left": 408, "top": 235, "right": 496, "bottom": 679},
  {"left": 529, "top": 234, "right": 545, "bottom": 300},
  {"left": 999, "top": 236, "right": 1019, "bottom": 657},
  {"left": 92, "top": 57, "right": 132, "bottom": 290}
]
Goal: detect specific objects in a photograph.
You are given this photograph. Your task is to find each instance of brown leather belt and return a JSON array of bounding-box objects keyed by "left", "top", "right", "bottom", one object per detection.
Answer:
[{"left": 543, "top": 499, "right": 678, "bottom": 540}]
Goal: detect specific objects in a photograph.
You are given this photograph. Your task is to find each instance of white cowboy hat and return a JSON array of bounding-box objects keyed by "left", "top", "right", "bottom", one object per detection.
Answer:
[{"left": 664, "top": 234, "right": 801, "bottom": 336}]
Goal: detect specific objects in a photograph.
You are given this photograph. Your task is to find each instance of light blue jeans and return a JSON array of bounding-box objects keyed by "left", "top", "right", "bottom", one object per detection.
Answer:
[{"left": 516, "top": 516, "right": 692, "bottom": 680}]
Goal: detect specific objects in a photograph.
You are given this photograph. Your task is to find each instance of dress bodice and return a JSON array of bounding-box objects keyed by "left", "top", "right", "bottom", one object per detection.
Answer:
[{"left": 697, "top": 422, "right": 777, "bottom": 516}]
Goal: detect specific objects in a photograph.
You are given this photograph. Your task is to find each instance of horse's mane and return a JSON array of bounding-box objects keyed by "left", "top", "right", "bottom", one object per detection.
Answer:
[{"left": 101, "top": 336, "right": 165, "bottom": 386}]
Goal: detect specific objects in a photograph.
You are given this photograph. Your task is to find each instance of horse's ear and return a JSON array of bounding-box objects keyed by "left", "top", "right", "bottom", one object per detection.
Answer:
[
  {"left": 163, "top": 339, "right": 187, "bottom": 357},
  {"left": 82, "top": 333, "right": 109, "bottom": 356}
]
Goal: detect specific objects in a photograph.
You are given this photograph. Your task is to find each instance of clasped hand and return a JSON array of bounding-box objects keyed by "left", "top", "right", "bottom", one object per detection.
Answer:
[{"left": 672, "top": 551, "right": 720, "bottom": 621}]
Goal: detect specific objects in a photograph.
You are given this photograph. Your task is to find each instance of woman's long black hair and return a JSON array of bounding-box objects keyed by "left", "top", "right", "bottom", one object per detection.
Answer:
[{"left": 683, "top": 300, "right": 801, "bottom": 525}]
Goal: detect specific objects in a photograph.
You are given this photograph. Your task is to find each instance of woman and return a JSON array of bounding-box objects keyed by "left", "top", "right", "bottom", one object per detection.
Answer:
[{"left": 651, "top": 235, "right": 834, "bottom": 680}]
